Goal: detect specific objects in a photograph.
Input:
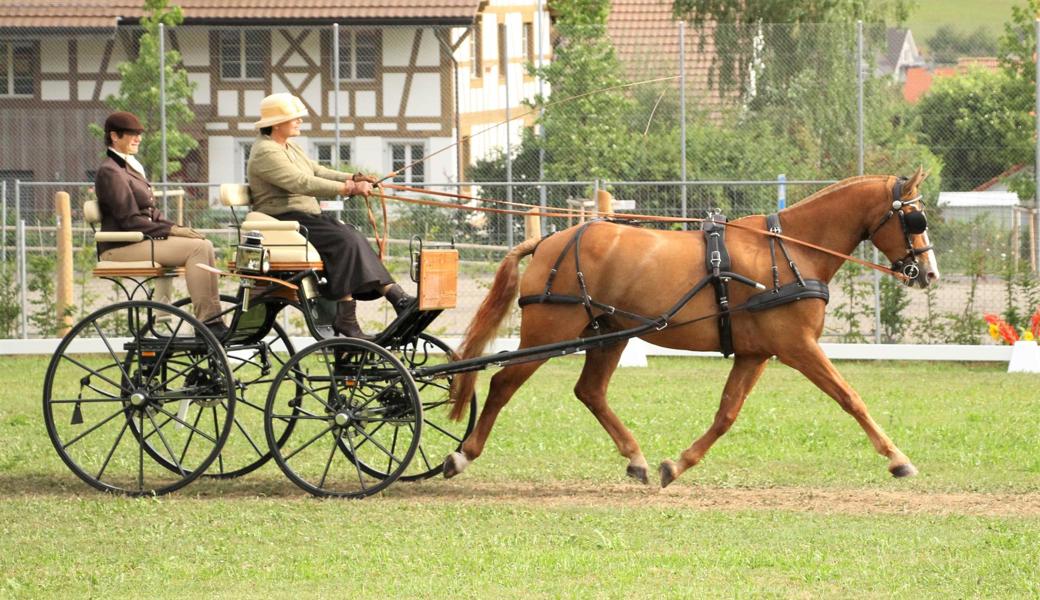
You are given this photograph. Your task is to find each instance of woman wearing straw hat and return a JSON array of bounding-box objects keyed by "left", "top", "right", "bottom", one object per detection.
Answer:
[
  {"left": 94, "top": 111, "right": 228, "bottom": 338},
  {"left": 246, "top": 93, "right": 415, "bottom": 339}
]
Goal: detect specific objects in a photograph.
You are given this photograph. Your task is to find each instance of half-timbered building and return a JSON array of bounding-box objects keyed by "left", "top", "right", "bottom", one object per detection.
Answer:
[{"left": 0, "top": 0, "right": 551, "bottom": 204}]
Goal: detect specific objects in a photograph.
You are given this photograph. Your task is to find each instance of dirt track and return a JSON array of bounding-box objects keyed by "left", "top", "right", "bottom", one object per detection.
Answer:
[
  {"left": 382, "top": 480, "right": 1040, "bottom": 517},
  {"left": 6, "top": 473, "right": 1039, "bottom": 516}
]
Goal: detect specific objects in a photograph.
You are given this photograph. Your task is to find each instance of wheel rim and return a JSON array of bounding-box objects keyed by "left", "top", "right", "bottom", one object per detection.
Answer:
[
  {"left": 265, "top": 338, "right": 422, "bottom": 498},
  {"left": 42, "top": 301, "right": 234, "bottom": 496}
]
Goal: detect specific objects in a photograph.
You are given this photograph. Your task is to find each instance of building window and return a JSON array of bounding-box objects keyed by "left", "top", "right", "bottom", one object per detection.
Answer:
[
  {"left": 239, "top": 142, "right": 253, "bottom": 182},
  {"left": 0, "top": 41, "right": 35, "bottom": 97},
  {"left": 337, "top": 30, "right": 380, "bottom": 81},
  {"left": 314, "top": 142, "right": 351, "bottom": 168},
  {"left": 498, "top": 23, "right": 508, "bottom": 77},
  {"left": 470, "top": 18, "right": 482, "bottom": 75},
  {"left": 390, "top": 143, "right": 425, "bottom": 185},
  {"left": 219, "top": 30, "right": 264, "bottom": 80},
  {"left": 523, "top": 22, "right": 534, "bottom": 63}
]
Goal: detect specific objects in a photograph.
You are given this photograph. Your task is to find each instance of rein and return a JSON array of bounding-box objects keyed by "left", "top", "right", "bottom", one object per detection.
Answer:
[{"left": 370, "top": 187, "right": 911, "bottom": 282}]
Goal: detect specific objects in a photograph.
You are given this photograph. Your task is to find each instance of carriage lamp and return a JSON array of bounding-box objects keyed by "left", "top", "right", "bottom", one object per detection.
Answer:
[{"left": 236, "top": 230, "right": 270, "bottom": 275}]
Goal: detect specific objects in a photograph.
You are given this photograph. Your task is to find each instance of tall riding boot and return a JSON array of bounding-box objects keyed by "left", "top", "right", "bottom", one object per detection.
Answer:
[
  {"left": 385, "top": 283, "right": 417, "bottom": 315},
  {"left": 334, "top": 300, "right": 374, "bottom": 340}
]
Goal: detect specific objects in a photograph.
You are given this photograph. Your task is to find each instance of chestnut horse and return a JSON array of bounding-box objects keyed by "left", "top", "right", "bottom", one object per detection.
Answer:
[{"left": 445, "top": 170, "right": 938, "bottom": 487}]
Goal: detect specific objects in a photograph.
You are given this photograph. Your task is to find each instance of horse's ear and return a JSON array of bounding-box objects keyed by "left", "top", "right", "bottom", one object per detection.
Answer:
[{"left": 904, "top": 166, "right": 928, "bottom": 197}]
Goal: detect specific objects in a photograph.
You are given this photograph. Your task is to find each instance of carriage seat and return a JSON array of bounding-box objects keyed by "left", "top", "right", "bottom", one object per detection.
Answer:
[
  {"left": 83, "top": 199, "right": 185, "bottom": 278},
  {"left": 219, "top": 184, "right": 323, "bottom": 271}
]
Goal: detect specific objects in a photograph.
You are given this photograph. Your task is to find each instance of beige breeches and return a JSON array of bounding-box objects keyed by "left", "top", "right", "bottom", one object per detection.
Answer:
[{"left": 101, "top": 237, "right": 222, "bottom": 322}]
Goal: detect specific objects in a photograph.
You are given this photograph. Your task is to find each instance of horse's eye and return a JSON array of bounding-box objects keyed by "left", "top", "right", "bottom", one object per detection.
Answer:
[{"left": 903, "top": 210, "right": 927, "bottom": 235}]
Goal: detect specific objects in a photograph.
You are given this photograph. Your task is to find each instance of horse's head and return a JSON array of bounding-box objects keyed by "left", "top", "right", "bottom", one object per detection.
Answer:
[{"left": 867, "top": 167, "right": 940, "bottom": 288}]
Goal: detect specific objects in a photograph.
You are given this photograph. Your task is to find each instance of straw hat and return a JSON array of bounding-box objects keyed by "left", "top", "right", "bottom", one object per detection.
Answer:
[{"left": 254, "top": 93, "right": 309, "bottom": 129}]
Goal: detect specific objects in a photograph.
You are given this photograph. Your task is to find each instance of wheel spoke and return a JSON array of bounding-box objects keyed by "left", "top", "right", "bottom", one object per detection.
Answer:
[
  {"left": 339, "top": 424, "right": 369, "bottom": 493},
  {"left": 152, "top": 405, "right": 219, "bottom": 444},
  {"left": 423, "top": 418, "right": 465, "bottom": 444},
  {"left": 318, "top": 433, "right": 339, "bottom": 489},
  {"left": 91, "top": 319, "right": 133, "bottom": 385},
  {"left": 61, "top": 407, "right": 127, "bottom": 449},
  {"left": 60, "top": 354, "right": 127, "bottom": 393},
  {"left": 411, "top": 421, "right": 435, "bottom": 472},
  {"left": 95, "top": 417, "right": 131, "bottom": 481},
  {"left": 178, "top": 406, "right": 205, "bottom": 465},
  {"left": 147, "top": 410, "right": 186, "bottom": 477},
  {"left": 347, "top": 421, "right": 406, "bottom": 468},
  {"left": 144, "top": 316, "right": 185, "bottom": 388},
  {"left": 281, "top": 424, "right": 335, "bottom": 463},
  {"left": 212, "top": 407, "right": 224, "bottom": 474},
  {"left": 229, "top": 402, "right": 265, "bottom": 459}
]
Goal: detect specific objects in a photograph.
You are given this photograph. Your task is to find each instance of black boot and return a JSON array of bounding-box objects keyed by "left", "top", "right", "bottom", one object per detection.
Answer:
[
  {"left": 385, "top": 283, "right": 417, "bottom": 315},
  {"left": 334, "top": 300, "right": 374, "bottom": 340}
]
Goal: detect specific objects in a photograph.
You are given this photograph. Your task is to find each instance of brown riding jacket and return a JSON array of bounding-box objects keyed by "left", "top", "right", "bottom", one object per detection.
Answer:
[{"left": 93, "top": 149, "right": 174, "bottom": 254}]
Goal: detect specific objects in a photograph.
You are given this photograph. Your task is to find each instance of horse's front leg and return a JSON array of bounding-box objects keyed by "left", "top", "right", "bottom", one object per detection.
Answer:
[
  {"left": 443, "top": 359, "right": 546, "bottom": 478},
  {"left": 778, "top": 342, "right": 917, "bottom": 478},
  {"left": 660, "top": 354, "right": 769, "bottom": 488},
  {"left": 573, "top": 341, "right": 650, "bottom": 484}
]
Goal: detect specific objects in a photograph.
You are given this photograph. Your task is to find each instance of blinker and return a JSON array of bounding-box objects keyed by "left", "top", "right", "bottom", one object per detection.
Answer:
[{"left": 903, "top": 210, "right": 927, "bottom": 235}]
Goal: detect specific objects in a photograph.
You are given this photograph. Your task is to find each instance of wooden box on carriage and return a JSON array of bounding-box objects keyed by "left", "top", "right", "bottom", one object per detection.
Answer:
[{"left": 418, "top": 249, "right": 458, "bottom": 310}]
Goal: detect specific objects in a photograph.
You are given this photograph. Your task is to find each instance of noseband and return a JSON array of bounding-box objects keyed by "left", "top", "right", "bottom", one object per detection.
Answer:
[{"left": 867, "top": 177, "right": 931, "bottom": 280}]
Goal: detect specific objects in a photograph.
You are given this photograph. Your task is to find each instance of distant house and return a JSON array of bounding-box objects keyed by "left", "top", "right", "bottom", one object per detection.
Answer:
[
  {"left": 876, "top": 28, "right": 926, "bottom": 82},
  {"left": 606, "top": 0, "right": 726, "bottom": 113},
  {"left": 902, "top": 56, "right": 999, "bottom": 103},
  {"left": 938, "top": 191, "right": 1022, "bottom": 229}
]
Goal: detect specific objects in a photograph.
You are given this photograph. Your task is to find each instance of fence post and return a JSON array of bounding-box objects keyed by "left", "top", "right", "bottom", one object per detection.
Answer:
[
  {"left": 55, "top": 191, "right": 73, "bottom": 336},
  {"left": 537, "top": 0, "right": 547, "bottom": 234},
  {"left": 596, "top": 189, "right": 613, "bottom": 216},
  {"left": 679, "top": 20, "right": 688, "bottom": 230},
  {"left": 17, "top": 219, "right": 26, "bottom": 339},
  {"left": 1034, "top": 20, "right": 1040, "bottom": 274},
  {"left": 858, "top": 21, "right": 882, "bottom": 343},
  {"left": 1, "top": 180, "right": 5, "bottom": 265},
  {"left": 505, "top": 45, "right": 514, "bottom": 249},
  {"left": 159, "top": 22, "right": 168, "bottom": 215},
  {"left": 524, "top": 208, "right": 541, "bottom": 241}
]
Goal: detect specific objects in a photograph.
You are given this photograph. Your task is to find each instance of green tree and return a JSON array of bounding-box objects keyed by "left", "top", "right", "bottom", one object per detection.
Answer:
[
  {"left": 89, "top": 0, "right": 197, "bottom": 177},
  {"left": 915, "top": 68, "right": 1032, "bottom": 190},
  {"left": 926, "top": 25, "right": 996, "bottom": 65},
  {"left": 531, "top": 0, "right": 634, "bottom": 182}
]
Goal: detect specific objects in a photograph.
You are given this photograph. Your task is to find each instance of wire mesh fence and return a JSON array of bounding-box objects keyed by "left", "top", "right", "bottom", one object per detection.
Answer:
[{"left": 0, "top": 17, "right": 1036, "bottom": 344}]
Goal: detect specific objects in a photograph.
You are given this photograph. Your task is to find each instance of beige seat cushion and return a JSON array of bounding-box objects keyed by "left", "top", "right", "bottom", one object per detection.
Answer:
[
  {"left": 95, "top": 260, "right": 163, "bottom": 270},
  {"left": 242, "top": 211, "right": 321, "bottom": 264}
]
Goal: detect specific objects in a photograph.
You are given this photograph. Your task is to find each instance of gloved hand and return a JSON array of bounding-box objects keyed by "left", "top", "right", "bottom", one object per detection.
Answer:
[
  {"left": 352, "top": 172, "right": 379, "bottom": 185},
  {"left": 170, "top": 225, "right": 205, "bottom": 239}
]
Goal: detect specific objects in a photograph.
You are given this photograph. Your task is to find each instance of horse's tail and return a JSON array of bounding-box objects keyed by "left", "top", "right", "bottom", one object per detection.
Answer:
[{"left": 449, "top": 237, "right": 540, "bottom": 421}]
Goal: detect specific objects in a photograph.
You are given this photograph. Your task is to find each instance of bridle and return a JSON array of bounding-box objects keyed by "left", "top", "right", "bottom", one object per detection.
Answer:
[{"left": 867, "top": 177, "right": 931, "bottom": 280}]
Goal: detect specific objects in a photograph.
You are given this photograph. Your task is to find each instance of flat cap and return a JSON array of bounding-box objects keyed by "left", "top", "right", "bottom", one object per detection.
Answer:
[{"left": 104, "top": 111, "right": 144, "bottom": 133}]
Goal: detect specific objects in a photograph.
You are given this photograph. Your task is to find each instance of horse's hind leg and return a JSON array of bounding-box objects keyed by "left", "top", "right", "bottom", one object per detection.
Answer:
[
  {"left": 779, "top": 342, "right": 917, "bottom": 478},
  {"left": 660, "top": 354, "right": 769, "bottom": 488},
  {"left": 443, "top": 359, "right": 547, "bottom": 478},
  {"left": 573, "top": 341, "right": 650, "bottom": 484}
]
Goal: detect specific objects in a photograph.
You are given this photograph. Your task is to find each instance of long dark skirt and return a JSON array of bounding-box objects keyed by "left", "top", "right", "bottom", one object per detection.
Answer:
[{"left": 276, "top": 211, "right": 392, "bottom": 301}]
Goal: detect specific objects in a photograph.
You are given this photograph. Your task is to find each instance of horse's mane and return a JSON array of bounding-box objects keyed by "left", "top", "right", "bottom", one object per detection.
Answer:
[{"left": 793, "top": 175, "right": 889, "bottom": 208}]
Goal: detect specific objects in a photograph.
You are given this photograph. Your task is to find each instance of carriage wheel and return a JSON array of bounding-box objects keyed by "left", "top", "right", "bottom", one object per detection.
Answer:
[
  {"left": 42, "top": 301, "right": 234, "bottom": 496},
  {"left": 387, "top": 334, "right": 476, "bottom": 481},
  {"left": 169, "top": 296, "right": 300, "bottom": 479},
  {"left": 265, "top": 338, "right": 422, "bottom": 498}
]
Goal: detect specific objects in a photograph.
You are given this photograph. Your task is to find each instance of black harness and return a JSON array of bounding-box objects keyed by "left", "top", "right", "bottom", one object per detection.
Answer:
[{"left": 518, "top": 216, "right": 830, "bottom": 357}]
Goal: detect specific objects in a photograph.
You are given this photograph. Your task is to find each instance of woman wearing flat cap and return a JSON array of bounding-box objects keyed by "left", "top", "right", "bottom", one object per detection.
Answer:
[
  {"left": 247, "top": 93, "right": 415, "bottom": 339},
  {"left": 94, "top": 111, "right": 227, "bottom": 337}
]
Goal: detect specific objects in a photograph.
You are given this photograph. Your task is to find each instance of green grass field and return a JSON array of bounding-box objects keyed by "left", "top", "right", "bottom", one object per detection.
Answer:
[
  {"left": 907, "top": 0, "right": 1018, "bottom": 51},
  {"left": 3, "top": 354, "right": 1039, "bottom": 598}
]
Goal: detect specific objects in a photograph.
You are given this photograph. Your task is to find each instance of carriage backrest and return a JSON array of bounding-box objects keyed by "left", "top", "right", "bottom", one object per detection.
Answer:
[
  {"left": 220, "top": 183, "right": 251, "bottom": 207},
  {"left": 83, "top": 199, "right": 101, "bottom": 226}
]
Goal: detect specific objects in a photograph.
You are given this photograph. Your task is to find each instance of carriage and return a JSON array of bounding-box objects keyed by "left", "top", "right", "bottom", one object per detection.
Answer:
[
  {"left": 42, "top": 183, "right": 481, "bottom": 498},
  {"left": 43, "top": 171, "right": 937, "bottom": 498}
]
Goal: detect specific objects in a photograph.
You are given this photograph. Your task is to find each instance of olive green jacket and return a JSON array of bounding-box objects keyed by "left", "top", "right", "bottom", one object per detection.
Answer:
[{"left": 246, "top": 135, "right": 349, "bottom": 216}]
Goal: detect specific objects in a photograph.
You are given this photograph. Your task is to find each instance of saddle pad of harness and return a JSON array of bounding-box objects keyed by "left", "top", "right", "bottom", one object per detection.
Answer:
[{"left": 744, "top": 279, "right": 830, "bottom": 312}]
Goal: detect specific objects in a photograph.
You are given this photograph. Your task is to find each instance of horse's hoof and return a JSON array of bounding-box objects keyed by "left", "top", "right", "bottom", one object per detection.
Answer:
[
  {"left": 890, "top": 463, "right": 918, "bottom": 478},
  {"left": 626, "top": 464, "right": 649, "bottom": 485},
  {"left": 659, "top": 460, "right": 678, "bottom": 488},
  {"left": 443, "top": 452, "right": 468, "bottom": 479}
]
